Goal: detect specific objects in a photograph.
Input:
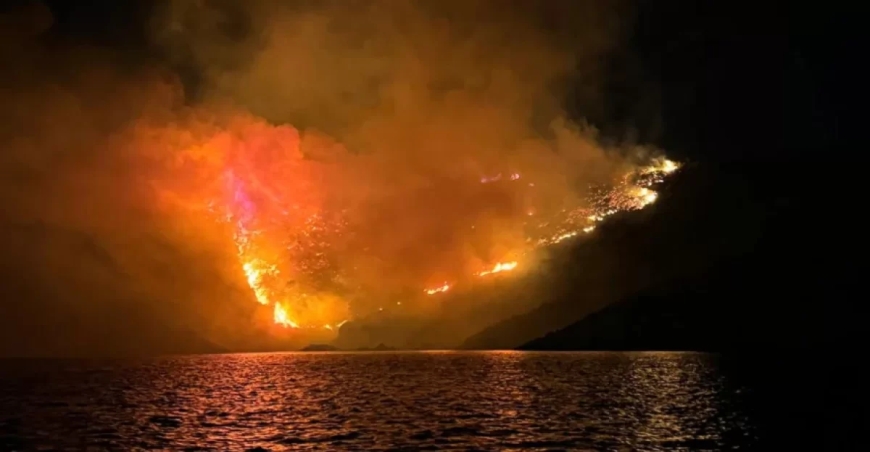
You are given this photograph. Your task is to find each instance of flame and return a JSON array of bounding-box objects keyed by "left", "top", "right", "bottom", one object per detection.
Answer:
[
  {"left": 633, "top": 187, "right": 658, "bottom": 208},
  {"left": 273, "top": 302, "right": 299, "bottom": 328},
  {"left": 477, "top": 261, "right": 518, "bottom": 277},
  {"left": 642, "top": 158, "right": 680, "bottom": 175},
  {"left": 176, "top": 122, "right": 679, "bottom": 331},
  {"left": 415, "top": 157, "right": 677, "bottom": 294},
  {"left": 658, "top": 159, "right": 679, "bottom": 174},
  {"left": 425, "top": 283, "right": 451, "bottom": 295},
  {"left": 242, "top": 260, "right": 276, "bottom": 305}
]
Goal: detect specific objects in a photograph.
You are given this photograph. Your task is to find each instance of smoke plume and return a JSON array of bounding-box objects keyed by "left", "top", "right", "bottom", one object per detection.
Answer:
[{"left": 1, "top": 0, "right": 642, "bottom": 354}]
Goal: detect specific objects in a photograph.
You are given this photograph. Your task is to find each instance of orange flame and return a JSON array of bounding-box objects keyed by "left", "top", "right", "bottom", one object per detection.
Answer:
[
  {"left": 242, "top": 260, "right": 276, "bottom": 305},
  {"left": 424, "top": 283, "right": 451, "bottom": 295},
  {"left": 214, "top": 125, "right": 677, "bottom": 327},
  {"left": 273, "top": 302, "right": 299, "bottom": 328},
  {"left": 477, "top": 261, "right": 518, "bottom": 277},
  {"left": 632, "top": 187, "right": 658, "bottom": 208}
]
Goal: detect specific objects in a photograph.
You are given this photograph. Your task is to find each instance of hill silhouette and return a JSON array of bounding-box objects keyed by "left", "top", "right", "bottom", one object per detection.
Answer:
[
  {"left": 464, "top": 160, "right": 850, "bottom": 350},
  {"left": 468, "top": 1, "right": 854, "bottom": 352}
]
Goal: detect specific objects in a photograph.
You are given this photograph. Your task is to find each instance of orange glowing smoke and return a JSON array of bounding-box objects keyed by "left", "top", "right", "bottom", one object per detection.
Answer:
[{"left": 151, "top": 110, "right": 679, "bottom": 333}]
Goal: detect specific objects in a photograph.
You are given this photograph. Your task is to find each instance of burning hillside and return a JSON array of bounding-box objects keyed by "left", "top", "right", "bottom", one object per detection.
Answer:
[
  {"left": 156, "top": 119, "right": 680, "bottom": 332},
  {"left": 2, "top": 0, "right": 681, "bottom": 352}
]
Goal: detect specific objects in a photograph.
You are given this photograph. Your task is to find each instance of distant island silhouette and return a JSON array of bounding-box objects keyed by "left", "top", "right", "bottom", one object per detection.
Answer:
[
  {"left": 300, "top": 344, "right": 341, "bottom": 351},
  {"left": 300, "top": 343, "right": 397, "bottom": 352}
]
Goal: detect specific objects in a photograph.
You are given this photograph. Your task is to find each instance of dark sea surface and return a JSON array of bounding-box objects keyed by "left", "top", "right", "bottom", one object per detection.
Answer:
[{"left": 0, "top": 351, "right": 822, "bottom": 451}]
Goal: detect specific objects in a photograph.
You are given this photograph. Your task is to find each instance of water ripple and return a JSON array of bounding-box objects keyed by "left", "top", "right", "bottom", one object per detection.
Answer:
[{"left": 0, "top": 352, "right": 755, "bottom": 450}]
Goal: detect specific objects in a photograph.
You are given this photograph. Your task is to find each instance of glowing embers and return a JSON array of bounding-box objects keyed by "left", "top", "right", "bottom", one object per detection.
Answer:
[
  {"left": 477, "top": 261, "right": 518, "bottom": 277},
  {"left": 424, "top": 283, "right": 451, "bottom": 295},
  {"left": 552, "top": 231, "right": 578, "bottom": 243}
]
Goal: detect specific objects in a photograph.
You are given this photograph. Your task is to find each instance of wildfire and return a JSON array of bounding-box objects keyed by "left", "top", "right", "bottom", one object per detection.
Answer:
[
  {"left": 477, "top": 261, "right": 518, "bottom": 277},
  {"left": 182, "top": 120, "right": 679, "bottom": 332},
  {"left": 633, "top": 187, "right": 658, "bottom": 208},
  {"left": 231, "top": 153, "right": 676, "bottom": 323},
  {"left": 425, "top": 157, "right": 679, "bottom": 294},
  {"left": 552, "top": 231, "right": 578, "bottom": 242},
  {"left": 273, "top": 302, "right": 299, "bottom": 328},
  {"left": 425, "top": 283, "right": 451, "bottom": 295},
  {"left": 241, "top": 153, "right": 677, "bottom": 327},
  {"left": 242, "top": 260, "right": 276, "bottom": 305},
  {"left": 646, "top": 158, "right": 679, "bottom": 175},
  {"left": 422, "top": 261, "right": 519, "bottom": 296}
]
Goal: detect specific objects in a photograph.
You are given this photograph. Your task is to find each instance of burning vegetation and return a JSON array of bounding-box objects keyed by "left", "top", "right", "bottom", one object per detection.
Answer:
[
  {"left": 184, "top": 127, "right": 680, "bottom": 331},
  {"left": 2, "top": 0, "right": 681, "bottom": 351}
]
